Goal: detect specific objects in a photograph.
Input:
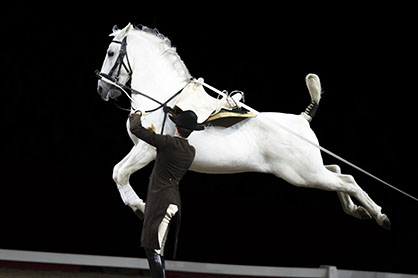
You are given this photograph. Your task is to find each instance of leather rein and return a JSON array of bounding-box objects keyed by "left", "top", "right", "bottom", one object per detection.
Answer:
[{"left": 96, "top": 37, "right": 184, "bottom": 134}]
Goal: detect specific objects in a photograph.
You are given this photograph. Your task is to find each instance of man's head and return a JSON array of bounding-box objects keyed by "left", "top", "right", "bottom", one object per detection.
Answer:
[
  {"left": 169, "top": 110, "right": 204, "bottom": 138},
  {"left": 176, "top": 126, "right": 193, "bottom": 138}
]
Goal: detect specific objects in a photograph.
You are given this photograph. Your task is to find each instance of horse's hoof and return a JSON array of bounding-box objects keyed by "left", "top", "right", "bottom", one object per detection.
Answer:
[
  {"left": 356, "top": 206, "right": 372, "bottom": 220},
  {"left": 379, "top": 215, "right": 391, "bottom": 230}
]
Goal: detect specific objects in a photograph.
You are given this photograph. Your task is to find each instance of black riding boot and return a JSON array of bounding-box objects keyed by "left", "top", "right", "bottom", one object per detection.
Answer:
[{"left": 145, "top": 249, "right": 165, "bottom": 278}]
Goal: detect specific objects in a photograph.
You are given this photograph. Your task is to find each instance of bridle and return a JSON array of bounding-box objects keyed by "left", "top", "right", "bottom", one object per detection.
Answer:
[
  {"left": 96, "top": 36, "right": 185, "bottom": 134},
  {"left": 100, "top": 37, "right": 133, "bottom": 86}
]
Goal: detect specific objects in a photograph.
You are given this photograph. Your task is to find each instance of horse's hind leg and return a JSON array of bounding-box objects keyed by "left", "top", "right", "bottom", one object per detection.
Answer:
[
  {"left": 325, "top": 165, "right": 372, "bottom": 220},
  {"left": 320, "top": 166, "right": 391, "bottom": 229},
  {"left": 276, "top": 163, "right": 390, "bottom": 229}
]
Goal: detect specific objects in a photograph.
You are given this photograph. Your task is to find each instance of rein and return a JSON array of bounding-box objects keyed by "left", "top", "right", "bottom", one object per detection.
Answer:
[
  {"left": 96, "top": 70, "right": 183, "bottom": 134},
  {"left": 96, "top": 36, "right": 184, "bottom": 134},
  {"left": 96, "top": 70, "right": 181, "bottom": 112}
]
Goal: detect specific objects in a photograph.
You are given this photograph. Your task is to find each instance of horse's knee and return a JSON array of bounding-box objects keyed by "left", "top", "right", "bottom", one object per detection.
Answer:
[
  {"left": 113, "top": 165, "right": 130, "bottom": 186},
  {"left": 112, "top": 159, "right": 127, "bottom": 184},
  {"left": 112, "top": 164, "right": 124, "bottom": 184},
  {"left": 112, "top": 167, "right": 119, "bottom": 184},
  {"left": 117, "top": 171, "right": 130, "bottom": 186}
]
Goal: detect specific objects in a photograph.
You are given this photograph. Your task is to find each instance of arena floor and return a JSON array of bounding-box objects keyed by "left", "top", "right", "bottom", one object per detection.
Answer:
[
  {"left": 0, "top": 267, "right": 145, "bottom": 278},
  {"left": 2, "top": 249, "right": 417, "bottom": 278}
]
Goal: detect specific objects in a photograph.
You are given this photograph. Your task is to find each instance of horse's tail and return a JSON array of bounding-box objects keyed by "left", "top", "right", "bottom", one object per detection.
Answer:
[{"left": 301, "top": 73, "right": 322, "bottom": 122}]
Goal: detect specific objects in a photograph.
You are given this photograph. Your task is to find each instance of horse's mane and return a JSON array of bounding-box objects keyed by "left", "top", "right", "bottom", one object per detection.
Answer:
[
  {"left": 113, "top": 24, "right": 192, "bottom": 80},
  {"left": 134, "top": 25, "right": 173, "bottom": 49}
]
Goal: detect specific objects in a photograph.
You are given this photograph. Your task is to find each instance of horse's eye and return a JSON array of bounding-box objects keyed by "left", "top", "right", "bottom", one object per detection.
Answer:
[{"left": 107, "top": 51, "right": 114, "bottom": 57}]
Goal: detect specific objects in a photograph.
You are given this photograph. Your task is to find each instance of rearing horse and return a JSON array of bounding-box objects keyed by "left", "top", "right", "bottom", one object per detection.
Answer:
[{"left": 96, "top": 23, "right": 390, "bottom": 229}]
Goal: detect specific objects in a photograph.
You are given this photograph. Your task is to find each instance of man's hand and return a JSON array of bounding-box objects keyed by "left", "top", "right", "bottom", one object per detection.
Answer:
[
  {"left": 130, "top": 110, "right": 145, "bottom": 122},
  {"left": 129, "top": 110, "right": 144, "bottom": 129},
  {"left": 133, "top": 110, "right": 143, "bottom": 116}
]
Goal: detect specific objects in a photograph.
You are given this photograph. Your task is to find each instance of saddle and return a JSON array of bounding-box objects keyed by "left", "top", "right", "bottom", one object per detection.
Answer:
[
  {"left": 204, "top": 107, "right": 256, "bottom": 127},
  {"left": 174, "top": 81, "right": 256, "bottom": 128}
]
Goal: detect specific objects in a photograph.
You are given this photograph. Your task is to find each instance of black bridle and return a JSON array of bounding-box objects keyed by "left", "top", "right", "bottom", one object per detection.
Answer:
[
  {"left": 103, "top": 37, "right": 133, "bottom": 85},
  {"left": 96, "top": 36, "right": 185, "bottom": 134}
]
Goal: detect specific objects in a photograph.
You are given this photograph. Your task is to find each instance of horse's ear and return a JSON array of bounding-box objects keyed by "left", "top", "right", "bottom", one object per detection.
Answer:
[
  {"left": 110, "top": 23, "right": 132, "bottom": 38},
  {"left": 115, "top": 23, "right": 132, "bottom": 40},
  {"left": 109, "top": 25, "right": 119, "bottom": 37},
  {"left": 118, "top": 23, "right": 133, "bottom": 38}
]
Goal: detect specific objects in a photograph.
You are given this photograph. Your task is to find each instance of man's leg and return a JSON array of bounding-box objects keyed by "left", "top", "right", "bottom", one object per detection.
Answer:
[
  {"left": 145, "top": 204, "right": 178, "bottom": 278},
  {"left": 156, "top": 204, "right": 178, "bottom": 256},
  {"left": 144, "top": 249, "right": 165, "bottom": 278}
]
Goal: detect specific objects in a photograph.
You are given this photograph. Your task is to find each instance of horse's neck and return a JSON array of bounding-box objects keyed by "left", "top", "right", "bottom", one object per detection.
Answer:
[
  {"left": 129, "top": 34, "right": 190, "bottom": 111},
  {"left": 131, "top": 77, "right": 187, "bottom": 110},
  {"left": 143, "top": 111, "right": 176, "bottom": 136}
]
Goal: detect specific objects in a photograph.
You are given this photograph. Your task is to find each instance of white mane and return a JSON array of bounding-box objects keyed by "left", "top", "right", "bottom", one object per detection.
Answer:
[{"left": 111, "top": 24, "right": 192, "bottom": 80}]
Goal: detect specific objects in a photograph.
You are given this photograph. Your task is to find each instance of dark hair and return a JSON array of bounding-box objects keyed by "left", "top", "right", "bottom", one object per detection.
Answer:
[{"left": 177, "top": 126, "right": 193, "bottom": 138}]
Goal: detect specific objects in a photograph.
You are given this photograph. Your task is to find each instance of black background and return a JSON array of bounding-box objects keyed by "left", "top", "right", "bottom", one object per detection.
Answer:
[{"left": 2, "top": 3, "right": 418, "bottom": 275}]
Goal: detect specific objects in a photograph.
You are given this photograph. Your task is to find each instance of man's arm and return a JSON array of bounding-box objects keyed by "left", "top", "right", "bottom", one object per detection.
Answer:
[{"left": 129, "top": 112, "right": 168, "bottom": 148}]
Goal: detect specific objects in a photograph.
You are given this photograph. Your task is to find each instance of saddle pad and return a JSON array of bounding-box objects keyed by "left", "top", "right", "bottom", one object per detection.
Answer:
[{"left": 205, "top": 109, "right": 257, "bottom": 128}]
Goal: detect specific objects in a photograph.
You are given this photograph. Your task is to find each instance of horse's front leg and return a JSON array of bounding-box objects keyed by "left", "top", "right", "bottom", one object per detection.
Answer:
[{"left": 113, "top": 143, "right": 156, "bottom": 214}]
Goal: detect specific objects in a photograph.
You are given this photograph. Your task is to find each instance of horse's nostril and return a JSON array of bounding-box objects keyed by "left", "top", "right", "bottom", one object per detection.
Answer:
[{"left": 97, "top": 85, "right": 103, "bottom": 94}]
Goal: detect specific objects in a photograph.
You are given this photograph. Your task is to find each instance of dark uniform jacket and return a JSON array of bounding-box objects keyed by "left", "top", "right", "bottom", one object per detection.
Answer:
[{"left": 129, "top": 114, "right": 196, "bottom": 251}]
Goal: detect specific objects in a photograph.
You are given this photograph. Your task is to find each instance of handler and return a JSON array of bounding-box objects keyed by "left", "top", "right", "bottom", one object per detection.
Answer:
[{"left": 129, "top": 110, "right": 204, "bottom": 278}]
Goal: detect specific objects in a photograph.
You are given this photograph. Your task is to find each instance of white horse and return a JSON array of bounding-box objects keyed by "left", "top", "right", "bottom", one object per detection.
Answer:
[{"left": 96, "top": 23, "right": 390, "bottom": 229}]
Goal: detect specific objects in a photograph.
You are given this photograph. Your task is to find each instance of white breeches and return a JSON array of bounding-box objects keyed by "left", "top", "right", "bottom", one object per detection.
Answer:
[
  {"left": 117, "top": 185, "right": 178, "bottom": 255},
  {"left": 155, "top": 204, "right": 178, "bottom": 256}
]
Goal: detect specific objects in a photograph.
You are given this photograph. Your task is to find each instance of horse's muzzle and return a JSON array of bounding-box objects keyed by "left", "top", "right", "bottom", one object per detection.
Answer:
[
  {"left": 96, "top": 71, "right": 122, "bottom": 101},
  {"left": 97, "top": 80, "right": 122, "bottom": 101}
]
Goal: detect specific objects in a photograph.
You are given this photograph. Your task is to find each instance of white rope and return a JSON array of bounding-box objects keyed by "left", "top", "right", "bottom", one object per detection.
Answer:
[{"left": 193, "top": 78, "right": 418, "bottom": 203}]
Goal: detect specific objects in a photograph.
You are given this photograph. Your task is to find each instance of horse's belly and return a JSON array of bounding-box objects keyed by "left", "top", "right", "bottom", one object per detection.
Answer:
[
  {"left": 190, "top": 155, "right": 258, "bottom": 174},
  {"left": 189, "top": 140, "right": 261, "bottom": 174},
  {"left": 188, "top": 124, "right": 262, "bottom": 174}
]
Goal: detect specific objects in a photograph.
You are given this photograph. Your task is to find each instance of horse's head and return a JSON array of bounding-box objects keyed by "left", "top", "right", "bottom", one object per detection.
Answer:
[
  {"left": 97, "top": 24, "right": 133, "bottom": 101},
  {"left": 97, "top": 23, "right": 192, "bottom": 119}
]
